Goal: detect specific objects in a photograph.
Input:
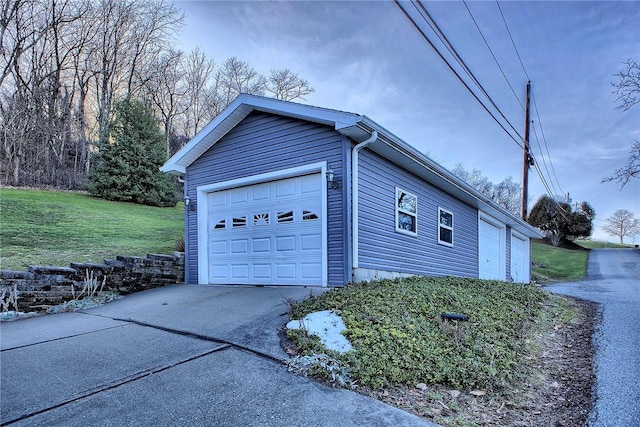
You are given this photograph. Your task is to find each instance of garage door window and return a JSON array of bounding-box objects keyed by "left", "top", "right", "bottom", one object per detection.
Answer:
[
  {"left": 232, "top": 216, "right": 247, "bottom": 228},
  {"left": 277, "top": 211, "right": 294, "bottom": 224},
  {"left": 303, "top": 210, "right": 319, "bottom": 221},
  {"left": 438, "top": 208, "right": 453, "bottom": 246},
  {"left": 396, "top": 188, "right": 417, "bottom": 236},
  {"left": 253, "top": 213, "right": 269, "bottom": 226}
]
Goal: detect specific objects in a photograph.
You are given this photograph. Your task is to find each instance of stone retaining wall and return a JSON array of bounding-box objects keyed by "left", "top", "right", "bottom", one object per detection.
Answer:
[{"left": 0, "top": 252, "right": 185, "bottom": 312}]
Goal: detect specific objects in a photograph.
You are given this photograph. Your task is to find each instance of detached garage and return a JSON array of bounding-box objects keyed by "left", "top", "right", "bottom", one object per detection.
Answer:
[{"left": 162, "top": 95, "right": 541, "bottom": 287}]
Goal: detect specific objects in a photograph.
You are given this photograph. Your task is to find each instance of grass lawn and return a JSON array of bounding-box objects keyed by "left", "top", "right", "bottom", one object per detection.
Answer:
[
  {"left": 532, "top": 242, "right": 588, "bottom": 282},
  {"left": 574, "top": 240, "right": 634, "bottom": 249},
  {"left": 0, "top": 188, "right": 184, "bottom": 270}
]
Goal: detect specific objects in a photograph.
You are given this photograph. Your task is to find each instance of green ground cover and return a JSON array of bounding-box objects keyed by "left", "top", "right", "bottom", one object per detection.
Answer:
[
  {"left": 289, "top": 276, "right": 561, "bottom": 393},
  {"left": 0, "top": 188, "right": 184, "bottom": 270}
]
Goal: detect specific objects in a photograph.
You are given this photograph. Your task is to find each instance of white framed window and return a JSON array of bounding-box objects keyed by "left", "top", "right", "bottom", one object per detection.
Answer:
[
  {"left": 395, "top": 188, "right": 417, "bottom": 236},
  {"left": 438, "top": 207, "right": 453, "bottom": 246}
]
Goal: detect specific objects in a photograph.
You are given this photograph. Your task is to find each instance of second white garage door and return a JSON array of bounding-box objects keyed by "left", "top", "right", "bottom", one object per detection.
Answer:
[
  {"left": 207, "top": 173, "right": 324, "bottom": 285},
  {"left": 510, "top": 233, "right": 528, "bottom": 283},
  {"left": 478, "top": 217, "right": 505, "bottom": 280}
]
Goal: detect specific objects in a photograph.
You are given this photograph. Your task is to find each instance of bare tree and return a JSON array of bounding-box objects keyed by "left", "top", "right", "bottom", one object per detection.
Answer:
[
  {"left": 491, "top": 177, "right": 522, "bottom": 215},
  {"left": 612, "top": 59, "right": 640, "bottom": 111},
  {"left": 601, "top": 209, "right": 640, "bottom": 245},
  {"left": 452, "top": 164, "right": 522, "bottom": 215},
  {"left": 605, "top": 59, "right": 640, "bottom": 188},
  {"left": 180, "top": 47, "right": 215, "bottom": 138},
  {"left": 215, "top": 57, "right": 266, "bottom": 108},
  {"left": 603, "top": 141, "right": 640, "bottom": 188},
  {"left": 0, "top": 1, "right": 312, "bottom": 190},
  {"left": 266, "top": 68, "right": 315, "bottom": 101},
  {"left": 143, "top": 49, "right": 188, "bottom": 158}
]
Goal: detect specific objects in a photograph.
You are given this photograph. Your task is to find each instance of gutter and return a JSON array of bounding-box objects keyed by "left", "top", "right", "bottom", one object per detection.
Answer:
[{"left": 351, "top": 130, "right": 378, "bottom": 269}]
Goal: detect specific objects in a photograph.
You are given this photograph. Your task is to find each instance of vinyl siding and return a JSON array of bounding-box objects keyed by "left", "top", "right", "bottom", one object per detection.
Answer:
[
  {"left": 357, "top": 149, "right": 479, "bottom": 277},
  {"left": 184, "top": 111, "right": 347, "bottom": 286}
]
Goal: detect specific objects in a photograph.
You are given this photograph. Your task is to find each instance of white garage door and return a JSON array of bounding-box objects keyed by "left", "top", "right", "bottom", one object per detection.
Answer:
[
  {"left": 510, "top": 233, "right": 528, "bottom": 283},
  {"left": 207, "top": 173, "right": 324, "bottom": 285},
  {"left": 479, "top": 218, "right": 504, "bottom": 280}
]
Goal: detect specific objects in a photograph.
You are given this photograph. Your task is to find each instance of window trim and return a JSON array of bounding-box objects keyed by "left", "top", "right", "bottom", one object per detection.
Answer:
[
  {"left": 438, "top": 207, "right": 454, "bottom": 246},
  {"left": 395, "top": 187, "right": 418, "bottom": 236}
]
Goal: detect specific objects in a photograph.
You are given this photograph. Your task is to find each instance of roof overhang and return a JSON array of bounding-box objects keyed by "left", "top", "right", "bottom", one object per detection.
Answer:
[
  {"left": 162, "top": 94, "right": 542, "bottom": 239},
  {"left": 160, "top": 94, "right": 361, "bottom": 176}
]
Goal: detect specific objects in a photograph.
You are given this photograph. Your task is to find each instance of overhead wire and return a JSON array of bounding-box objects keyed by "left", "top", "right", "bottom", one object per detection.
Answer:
[
  {"left": 462, "top": 0, "right": 524, "bottom": 110},
  {"left": 412, "top": 0, "right": 526, "bottom": 145},
  {"left": 531, "top": 122, "right": 560, "bottom": 197},
  {"left": 496, "top": 0, "right": 569, "bottom": 206},
  {"left": 531, "top": 89, "right": 565, "bottom": 196},
  {"left": 496, "top": 0, "right": 530, "bottom": 81},
  {"left": 396, "top": 0, "right": 570, "bottom": 216},
  {"left": 393, "top": 0, "right": 525, "bottom": 151}
]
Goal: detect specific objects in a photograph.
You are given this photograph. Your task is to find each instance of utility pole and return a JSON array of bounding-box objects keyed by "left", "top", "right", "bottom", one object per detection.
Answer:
[{"left": 521, "top": 81, "right": 532, "bottom": 221}]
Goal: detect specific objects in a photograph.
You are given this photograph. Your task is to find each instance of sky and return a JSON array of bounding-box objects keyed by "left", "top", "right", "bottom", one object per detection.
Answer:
[{"left": 174, "top": 0, "right": 640, "bottom": 243}]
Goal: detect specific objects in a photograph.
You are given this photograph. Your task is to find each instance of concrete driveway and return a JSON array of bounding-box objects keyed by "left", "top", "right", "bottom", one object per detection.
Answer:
[{"left": 1, "top": 285, "right": 436, "bottom": 427}]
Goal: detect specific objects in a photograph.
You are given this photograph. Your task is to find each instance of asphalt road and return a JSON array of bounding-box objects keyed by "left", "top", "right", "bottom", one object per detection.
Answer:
[{"left": 547, "top": 248, "right": 640, "bottom": 427}]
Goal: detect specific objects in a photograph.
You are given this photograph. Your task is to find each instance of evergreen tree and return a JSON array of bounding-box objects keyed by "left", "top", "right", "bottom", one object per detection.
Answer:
[
  {"left": 87, "top": 98, "right": 177, "bottom": 207},
  {"left": 528, "top": 196, "right": 594, "bottom": 246}
]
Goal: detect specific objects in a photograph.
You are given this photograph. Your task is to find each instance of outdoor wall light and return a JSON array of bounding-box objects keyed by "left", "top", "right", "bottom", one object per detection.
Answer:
[
  {"left": 183, "top": 196, "right": 196, "bottom": 211},
  {"left": 326, "top": 168, "right": 339, "bottom": 190},
  {"left": 441, "top": 312, "right": 469, "bottom": 322}
]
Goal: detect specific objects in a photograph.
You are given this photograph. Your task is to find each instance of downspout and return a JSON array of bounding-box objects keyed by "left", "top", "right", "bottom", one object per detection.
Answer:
[
  {"left": 177, "top": 174, "right": 188, "bottom": 284},
  {"left": 351, "top": 130, "right": 378, "bottom": 272}
]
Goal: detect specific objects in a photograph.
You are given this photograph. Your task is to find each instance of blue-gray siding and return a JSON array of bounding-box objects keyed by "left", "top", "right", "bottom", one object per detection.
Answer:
[
  {"left": 184, "top": 112, "right": 348, "bottom": 286},
  {"left": 357, "top": 149, "right": 479, "bottom": 277}
]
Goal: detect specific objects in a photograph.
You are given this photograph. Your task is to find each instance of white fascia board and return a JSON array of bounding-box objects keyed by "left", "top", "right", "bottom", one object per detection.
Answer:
[
  {"left": 339, "top": 116, "right": 542, "bottom": 239},
  {"left": 161, "top": 94, "right": 361, "bottom": 175}
]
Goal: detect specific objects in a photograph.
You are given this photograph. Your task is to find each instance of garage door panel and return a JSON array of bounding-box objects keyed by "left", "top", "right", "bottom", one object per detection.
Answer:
[
  {"left": 252, "top": 238, "right": 271, "bottom": 253},
  {"left": 276, "top": 236, "right": 296, "bottom": 252},
  {"left": 479, "top": 218, "right": 504, "bottom": 280},
  {"left": 207, "top": 173, "right": 324, "bottom": 285},
  {"left": 210, "top": 240, "right": 227, "bottom": 255},
  {"left": 210, "top": 265, "right": 228, "bottom": 279},
  {"left": 301, "top": 234, "right": 322, "bottom": 250},
  {"left": 276, "top": 181, "right": 295, "bottom": 197},
  {"left": 301, "top": 263, "right": 322, "bottom": 279},
  {"left": 252, "top": 186, "right": 270, "bottom": 201},
  {"left": 231, "top": 264, "right": 249, "bottom": 278},
  {"left": 276, "top": 264, "right": 296, "bottom": 279},
  {"left": 230, "top": 189, "right": 248, "bottom": 204},
  {"left": 230, "top": 239, "right": 248, "bottom": 254}
]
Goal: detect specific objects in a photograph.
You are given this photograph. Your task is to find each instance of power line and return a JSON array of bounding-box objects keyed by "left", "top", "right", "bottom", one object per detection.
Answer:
[
  {"left": 396, "top": 0, "right": 569, "bottom": 217},
  {"left": 531, "top": 89, "right": 565, "bottom": 196},
  {"left": 462, "top": 0, "right": 524, "bottom": 110},
  {"left": 413, "top": 0, "right": 526, "bottom": 144},
  {"left": 496, "top": 0, "right": 530, "bottom": 81},
  {"left": 495, "top": 0, "right": 567, "bottom": 204},
  {"left": 531, "top": 122, "right": 560, "bottom": 197},
  {"left": 395, "top": 0, "right": 525, "bottom": 150}
]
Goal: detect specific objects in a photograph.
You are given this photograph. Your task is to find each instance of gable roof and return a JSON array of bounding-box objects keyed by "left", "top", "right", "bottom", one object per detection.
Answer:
[{"left": 162, "top": 94, "right": 541, "bottom": 238}]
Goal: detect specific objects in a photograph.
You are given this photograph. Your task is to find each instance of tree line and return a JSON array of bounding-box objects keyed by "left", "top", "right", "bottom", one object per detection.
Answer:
[{"left": 0, "top": 0, "right": 314, "bottom": 190}]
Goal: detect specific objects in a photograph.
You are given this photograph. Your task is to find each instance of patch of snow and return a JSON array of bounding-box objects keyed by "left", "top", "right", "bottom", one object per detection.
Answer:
[
  {"left": 287, "top": 310, "right": 353, "bottom": 354},
  {"left": 0, "top": 311, "right": 40, "bottom": 322}
]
